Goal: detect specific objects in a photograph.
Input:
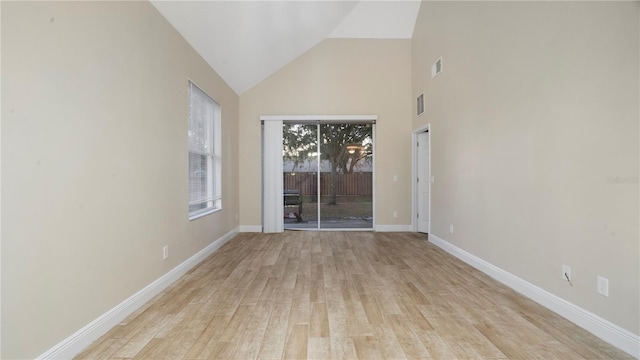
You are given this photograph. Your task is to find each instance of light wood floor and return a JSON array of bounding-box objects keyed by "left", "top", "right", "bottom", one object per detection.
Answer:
[{"left": 76, "top": 232, "right": 632, "bottom": 359}]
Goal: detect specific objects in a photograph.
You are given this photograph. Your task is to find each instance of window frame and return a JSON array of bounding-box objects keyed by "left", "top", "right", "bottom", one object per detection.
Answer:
[{"left": 188, "top": 80, "right": 222, "bottom": 220}]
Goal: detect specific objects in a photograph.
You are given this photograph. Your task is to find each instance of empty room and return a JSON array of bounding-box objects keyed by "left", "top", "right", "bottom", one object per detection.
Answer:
[{"left": 1, "top": 1, "right": 638, "bottom": 359}]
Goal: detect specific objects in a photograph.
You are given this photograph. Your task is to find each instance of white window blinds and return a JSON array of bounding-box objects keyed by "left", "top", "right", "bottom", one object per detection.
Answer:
[{"left": 188, "top": 81, "right": 221, "bottom": 219}]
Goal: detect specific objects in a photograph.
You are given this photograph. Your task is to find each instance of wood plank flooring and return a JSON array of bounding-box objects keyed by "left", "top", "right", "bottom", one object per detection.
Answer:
[{"left": 76, "top": 232, "right": 633, "bottom": 359}]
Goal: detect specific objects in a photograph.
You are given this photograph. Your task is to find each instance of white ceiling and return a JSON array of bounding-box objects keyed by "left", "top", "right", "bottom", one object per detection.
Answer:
[{"left": 150, "top": 1, "right": 422, "bottom": 95}]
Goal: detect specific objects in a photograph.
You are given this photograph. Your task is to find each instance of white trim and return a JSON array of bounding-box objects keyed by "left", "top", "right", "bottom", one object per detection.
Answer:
[
  {"left": 188, "top": 206, "right": 222, "bottom": 221},
  {"left": 36, "top": 227, "right": 239, "bottom": 360},
  {"left": 260, "top": 114, "right": 377, "bottom": 122},
  {"left": 375, "top": 225, "right": 412, "bottom": 232},
  {"left": 429, "top": 234, "right": 640, "bottom": 358},
  {"left": 239, "top": 225, "right": 263, "bottom": 232}
]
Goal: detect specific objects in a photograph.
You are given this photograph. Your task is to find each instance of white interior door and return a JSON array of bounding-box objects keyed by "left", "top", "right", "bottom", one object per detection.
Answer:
[{"left": 417, "top": 131, "right": 430, "bottom": 233}]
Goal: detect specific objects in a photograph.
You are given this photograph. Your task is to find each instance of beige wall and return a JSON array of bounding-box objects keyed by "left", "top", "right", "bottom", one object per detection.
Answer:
[
  {"left": 2, "top": 0, "right": 637, "bottom": 357},
  {"left": 239, "top": 39, "right": 413, "bottom": 228},
  {"left": 1, "top": 1, "right": 239, "bottom": 358},
  {"left": 412, "top": 1, "right": 639, "bottom": 335}
]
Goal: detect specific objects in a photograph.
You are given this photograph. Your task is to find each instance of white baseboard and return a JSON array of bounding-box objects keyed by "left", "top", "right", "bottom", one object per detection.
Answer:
[
  {"left": 375, "top": 224, "right": 412, "bottom": 232},
  {"left": 429, "top": 234, "right": 640, "bottom": 358},
  {"left": 37, "top": 227, "right": 239, "bottom": 360},
  {"left": 239, "top": 225, "right": 262, "bottom": 232}
]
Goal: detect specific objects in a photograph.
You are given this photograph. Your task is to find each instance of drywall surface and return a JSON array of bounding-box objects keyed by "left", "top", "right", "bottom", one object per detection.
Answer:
[
  {"left": 412, "top": 1, "right": 639, "bottom": 335},
  {"left": 239, "top": 38, "right": 413, "bottom": 229},
  {"left": 1, "top": 1, "right": 239, "bottom": 357}
]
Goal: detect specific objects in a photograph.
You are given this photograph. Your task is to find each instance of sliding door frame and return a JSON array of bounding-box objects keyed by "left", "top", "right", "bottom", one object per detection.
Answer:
[{"left": 261, "top": 115, "right": 377, "bottom": 232}]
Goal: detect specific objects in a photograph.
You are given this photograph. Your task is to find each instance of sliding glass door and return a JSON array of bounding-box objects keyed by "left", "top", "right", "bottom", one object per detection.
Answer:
[
  {"left": 283, "top": 122, "right": 373, "bottom": 230},
  {"left": 283, "top": 123, "right": 318, "bottom": 229},
  {"left": 318, "top": 124, "right": 373, "bottom": 229}
]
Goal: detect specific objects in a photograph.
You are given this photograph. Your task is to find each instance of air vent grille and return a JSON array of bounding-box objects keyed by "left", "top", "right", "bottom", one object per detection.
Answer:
[{"left": 431, "top": 57, "right": 443, "bottom": 78}]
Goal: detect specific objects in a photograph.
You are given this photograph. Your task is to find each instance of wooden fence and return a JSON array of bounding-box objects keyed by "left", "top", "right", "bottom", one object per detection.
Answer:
[{"left": 283, "top": 172, "right": 372, "bottom": 196}]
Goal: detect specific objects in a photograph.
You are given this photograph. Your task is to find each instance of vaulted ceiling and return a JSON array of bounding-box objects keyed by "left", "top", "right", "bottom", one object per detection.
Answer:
[{"left": 150, "top": 1, "right": 422, "bottom": 95}]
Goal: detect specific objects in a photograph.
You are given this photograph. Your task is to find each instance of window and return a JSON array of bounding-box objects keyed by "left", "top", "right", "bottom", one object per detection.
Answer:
[{"left": 188, "top": 81, "right": 221, "bottom": 219}]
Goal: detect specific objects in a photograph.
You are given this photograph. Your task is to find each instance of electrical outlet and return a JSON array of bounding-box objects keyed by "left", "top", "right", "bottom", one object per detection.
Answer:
[
  {"left": 163, "top": 245, "right": 169, "bottom": 260},
  {"left": 449, "top": 224, "right": 454, "bottom": 234},
  {"left": 393, "top": 211, "right": 398, "bottom": 218},
  {"left": 431, "top": 176, "right": 435, "bottom": 183},
  {"left": 235, "top": 213, "right": 239, "bottom": 220},
  {"left": 393, "top": 175, "right": 398, "bottom": 182},
  {"left": 597, "top": 276, "right": 609, "bottom": 297},
  {"left": 562, "top": 265, "right": 571, "bottom": 281}
]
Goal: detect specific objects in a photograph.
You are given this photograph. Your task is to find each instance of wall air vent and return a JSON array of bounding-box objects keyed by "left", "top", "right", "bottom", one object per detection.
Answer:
[
  {"left": 431, "top": 57, "right": 443, "bottom": 78},
  {"left": 417, "top": 93, "right": 425, "bottom": 116}
]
